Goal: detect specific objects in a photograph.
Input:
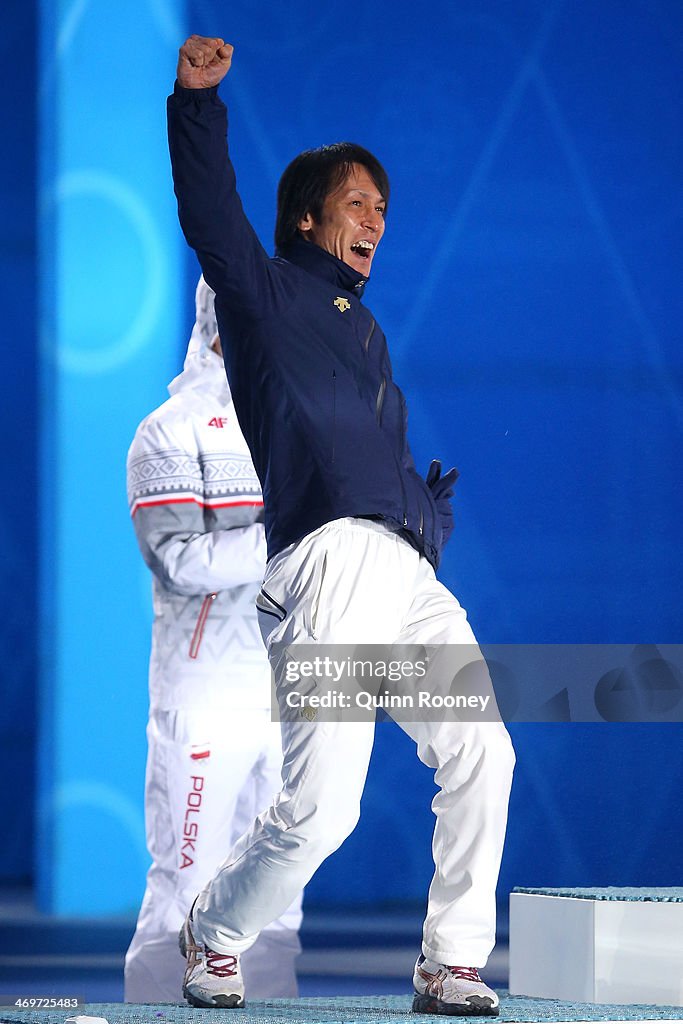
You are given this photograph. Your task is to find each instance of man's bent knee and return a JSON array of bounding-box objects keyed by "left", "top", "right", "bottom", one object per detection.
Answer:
[{"left": 266, "top": 793, "right": 362, "bottom": 860}]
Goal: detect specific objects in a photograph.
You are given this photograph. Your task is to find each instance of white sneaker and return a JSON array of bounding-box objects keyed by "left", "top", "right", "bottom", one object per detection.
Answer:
[
  {"left": 179, "top": 908, "right": 245, "bottom": 1008},
  {"left": 412, "top": 955, "right": 499, "bottom": 1016}
]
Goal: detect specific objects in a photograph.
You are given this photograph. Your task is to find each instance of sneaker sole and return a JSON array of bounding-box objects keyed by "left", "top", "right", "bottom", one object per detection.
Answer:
[
  {"left": 182, "top": 986, "right": 244, "bottom": 1009},
  {"left": 412, "top": 994, "right": 499, "bottom": 1016}
]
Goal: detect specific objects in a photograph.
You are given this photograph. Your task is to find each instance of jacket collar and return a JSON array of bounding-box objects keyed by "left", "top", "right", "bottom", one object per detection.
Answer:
[{"left": 277, "top": 238, "right": 367, "bottom": 299}]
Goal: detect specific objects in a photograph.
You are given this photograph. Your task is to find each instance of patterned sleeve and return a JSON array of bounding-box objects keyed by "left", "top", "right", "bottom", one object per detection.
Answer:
[{"left": 126, "top": 410, "right": 266, "bottom": 596}]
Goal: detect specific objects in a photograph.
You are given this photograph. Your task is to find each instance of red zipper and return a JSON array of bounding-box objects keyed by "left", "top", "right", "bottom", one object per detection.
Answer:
[{"left": 189, "top": 593, "right": 217, "bottom": 659}]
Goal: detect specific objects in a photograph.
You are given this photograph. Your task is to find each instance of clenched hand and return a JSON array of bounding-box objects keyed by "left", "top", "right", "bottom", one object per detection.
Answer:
[{"left": 177, "top": 35, "right": 233, "bottom": 90}]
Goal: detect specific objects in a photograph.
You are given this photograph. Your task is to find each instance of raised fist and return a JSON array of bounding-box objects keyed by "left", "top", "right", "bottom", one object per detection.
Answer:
[{"left": 177, "top": 35, "right": 233, "bottom": 89}]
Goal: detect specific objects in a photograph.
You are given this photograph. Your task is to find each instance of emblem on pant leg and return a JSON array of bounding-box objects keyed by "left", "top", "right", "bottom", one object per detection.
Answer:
[{"left": 190, "top": 744, "right": 211, "bottom": 760}]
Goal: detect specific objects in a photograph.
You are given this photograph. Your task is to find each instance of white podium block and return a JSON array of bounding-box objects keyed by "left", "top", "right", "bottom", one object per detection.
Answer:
[{"left": 509, "top": 887, "right": 683, "bottom": 1006}]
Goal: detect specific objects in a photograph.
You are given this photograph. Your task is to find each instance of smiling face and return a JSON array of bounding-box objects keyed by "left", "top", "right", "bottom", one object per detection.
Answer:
[{"left": 297, "top": 163, "right": 386, "bottom": 276}]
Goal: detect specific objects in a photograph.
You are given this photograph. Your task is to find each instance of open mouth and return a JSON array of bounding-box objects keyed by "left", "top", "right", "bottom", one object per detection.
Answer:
[{"left": 350, "top": 239, "right": 375, "bottom": 260}]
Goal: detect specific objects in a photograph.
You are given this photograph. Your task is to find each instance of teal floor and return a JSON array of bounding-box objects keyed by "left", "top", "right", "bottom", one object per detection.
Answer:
[{"left": 1, "top": 994, "right": 683, "bottom": 1024}]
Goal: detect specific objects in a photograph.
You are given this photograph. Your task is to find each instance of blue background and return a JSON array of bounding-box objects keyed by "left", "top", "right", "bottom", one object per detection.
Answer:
[{"left": 1, "top": 0, "right": 681, "bottom": 913}]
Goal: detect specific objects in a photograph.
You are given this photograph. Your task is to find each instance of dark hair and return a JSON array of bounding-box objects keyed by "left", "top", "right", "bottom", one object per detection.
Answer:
[{"left": 275, "top": 142, "right": 390, "bottom": 251}]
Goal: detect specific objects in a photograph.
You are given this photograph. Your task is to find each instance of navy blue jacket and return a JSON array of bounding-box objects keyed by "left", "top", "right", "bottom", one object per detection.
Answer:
[{"left": 167, "top": 82, "right": 445, "bottom": 569}]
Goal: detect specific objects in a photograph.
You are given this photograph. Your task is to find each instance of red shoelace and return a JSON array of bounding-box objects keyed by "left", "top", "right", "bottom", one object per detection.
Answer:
[
  {"left": 206, "top": 949, "right": 238, "bottom": 978},
  {"left": 447, "top": 966, "right": 482, "bottom": 982}
]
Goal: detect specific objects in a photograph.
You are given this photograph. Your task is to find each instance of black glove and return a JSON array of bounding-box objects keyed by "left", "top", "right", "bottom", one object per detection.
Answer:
[{"left": 426, "top": 459, "right": 459, "bottom": 547}]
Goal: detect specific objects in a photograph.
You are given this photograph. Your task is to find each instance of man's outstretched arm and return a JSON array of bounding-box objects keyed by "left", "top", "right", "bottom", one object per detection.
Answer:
[{"left": 168, "top": 35, "right": 289, "bottom": 318}]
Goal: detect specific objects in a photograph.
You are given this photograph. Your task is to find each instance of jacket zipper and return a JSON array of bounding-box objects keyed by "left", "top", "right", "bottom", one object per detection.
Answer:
[
  {"left": 189, "top": 593, "right": 217, "bottom": 659},
  {"left": 399, "top": 394, "right": 408, "bottom": 526},
  {"left": 375, "top": 376, "right": 386, "bottom": 425},
  {"left": 331, "top": 369, "right": 337, "bottom": 463},
  {"left": 363, "top": 319, "right": 376, "bottom": 352}
]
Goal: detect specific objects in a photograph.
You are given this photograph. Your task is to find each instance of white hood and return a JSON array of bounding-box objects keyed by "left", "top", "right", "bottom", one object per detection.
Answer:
[{"left": 168, "top": 276, "right": 230, "bottom": 398}]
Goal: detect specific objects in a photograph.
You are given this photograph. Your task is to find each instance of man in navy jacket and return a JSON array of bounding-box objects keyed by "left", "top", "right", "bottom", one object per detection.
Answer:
[{"left": 169, "top": 34, "right": 514, "bottom": 1016}]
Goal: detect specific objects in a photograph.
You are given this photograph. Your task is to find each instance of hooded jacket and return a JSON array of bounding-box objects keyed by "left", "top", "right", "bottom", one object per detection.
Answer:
[
  {"left": 126, "top": 277, "right": 270, "bottom": 711},
  {"left": 168, "top": 83, "right": 444, "bottom": 569}
]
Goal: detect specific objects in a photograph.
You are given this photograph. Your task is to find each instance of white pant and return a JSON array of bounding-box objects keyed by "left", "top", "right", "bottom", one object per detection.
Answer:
[
  {"left": 193, "top": 518, "right": 515, "bottom": 968},
  {"left": 124, "top": 706, "right": 302, "bottom": 1001}
]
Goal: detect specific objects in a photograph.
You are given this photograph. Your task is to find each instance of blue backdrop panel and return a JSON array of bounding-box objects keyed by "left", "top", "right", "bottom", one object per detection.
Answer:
[{"left": 37, "top": 0, "right": 186, "bottom": 912}]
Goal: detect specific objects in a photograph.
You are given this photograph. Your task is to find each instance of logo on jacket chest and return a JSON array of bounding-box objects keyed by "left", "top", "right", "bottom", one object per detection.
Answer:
[
  {"left": 334, "top": 296, "right": 351, "bottom": 313},
  {"left": 208, "top": 416, "right": 229, "bottom": 428}
]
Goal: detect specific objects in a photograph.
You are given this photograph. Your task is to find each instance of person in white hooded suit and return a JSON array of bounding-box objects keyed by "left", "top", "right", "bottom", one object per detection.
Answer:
[{"left": 124, "top": 276, "right": 302, "bottom": 1002}]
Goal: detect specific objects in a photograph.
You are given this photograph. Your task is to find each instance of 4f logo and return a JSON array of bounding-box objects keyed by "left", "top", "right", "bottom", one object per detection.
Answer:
[
  {"left": 208, "top": 417, "right": 228, "bottom": 428},
  {"left": 334, "top": 296, "right": 350, "bottom": 313}
]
